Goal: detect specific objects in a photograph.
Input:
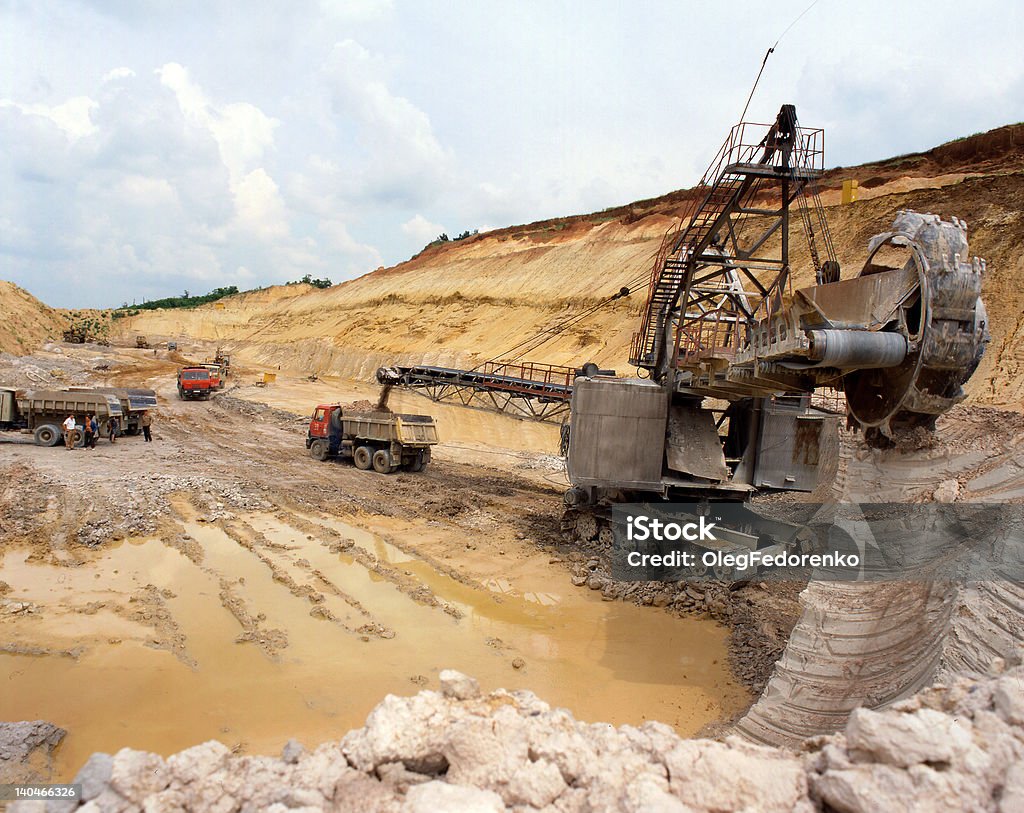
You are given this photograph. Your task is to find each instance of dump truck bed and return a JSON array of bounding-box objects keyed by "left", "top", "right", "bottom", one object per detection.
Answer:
[
  {"left": 341, "top": 412, "right": 438, "bottom": 446},
  {"left": 67, "top": 387, "right": 158, "bottom": 412},
  {"left": 19, "top": 389, "right": 123, "bottom": 417}
]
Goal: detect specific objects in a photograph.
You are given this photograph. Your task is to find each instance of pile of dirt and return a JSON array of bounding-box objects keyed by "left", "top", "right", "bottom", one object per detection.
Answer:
[
  {"left": 17, "top": 661, "right": 1023, "bottom": 812},
  {"left": 0, "top": 345, "right": 123, "bottom": 390},
  {"left": 340, "top": 399, "right": 379, "bottom": 413}
]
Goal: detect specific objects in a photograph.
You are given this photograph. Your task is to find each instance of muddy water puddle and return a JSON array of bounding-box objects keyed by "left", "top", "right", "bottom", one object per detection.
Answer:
[{"left": 0, "top": 513, "right": 748, "bottom": 780}]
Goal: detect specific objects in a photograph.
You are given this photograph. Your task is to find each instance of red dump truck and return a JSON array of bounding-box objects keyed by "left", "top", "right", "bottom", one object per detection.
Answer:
[
  {"left": 306, "top": 405, "right": 438, "bottom": 473},
  {"left": 177, "top": 367, "right": 215, "bottom": 400}
]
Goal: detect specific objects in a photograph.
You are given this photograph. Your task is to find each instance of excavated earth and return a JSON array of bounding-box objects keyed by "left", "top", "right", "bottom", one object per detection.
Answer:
[
  {"left": 0, "top": 345, "right": 756, "bottom": 796},
  {"left": 3, "top": 123, "right": 1024, "bottom": 810},
  {"left": 3, "top": 342, "right": 1024, "bottom": 812}
]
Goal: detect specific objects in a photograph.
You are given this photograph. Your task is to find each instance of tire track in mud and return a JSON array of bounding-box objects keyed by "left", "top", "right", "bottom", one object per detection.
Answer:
[
  {"left": 218, "top": 520, "right": 378, "bottom": 639},
  {"left": 261, "top": 510, "right": 466, "bottom": 619}
]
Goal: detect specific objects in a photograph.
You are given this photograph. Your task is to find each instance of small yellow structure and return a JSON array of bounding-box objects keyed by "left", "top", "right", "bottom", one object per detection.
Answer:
[
  {"left": 214, "top": 302, "right": 226, "bottom": 310},
  {"left": 262, "top": 372, "right": 277, "bottom": 384},
  {"left": 842, "top": 179, "right": 859, "bottom": 204}
]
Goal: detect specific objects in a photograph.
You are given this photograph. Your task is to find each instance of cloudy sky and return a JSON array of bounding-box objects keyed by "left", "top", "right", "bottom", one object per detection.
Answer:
[{"left": 2, "top": 0, "right": 1021, "bottom": 308}]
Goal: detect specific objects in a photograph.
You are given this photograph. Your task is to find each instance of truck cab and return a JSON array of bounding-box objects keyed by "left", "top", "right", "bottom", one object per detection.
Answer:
[
  {"left": 177, "top": 367, "right": 214, "bottom": 400},
  {"left": 308, "top": 405, "right": 332, "bottom": 442}
]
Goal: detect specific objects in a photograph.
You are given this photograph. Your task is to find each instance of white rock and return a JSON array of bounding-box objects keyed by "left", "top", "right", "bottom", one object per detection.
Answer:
[
  {"left": 813, "top": 765, "right": 919, "bottom": 813},
  {"left": 342, "top": 692, "right": 450, "bottom": 774},
  {"left": 664, "top": 738, "right": 811, "bottom": 813},
  {"left": 402, "top": 781, "right": 504, "bottom": 813},
  {"left": 166, "top": 740, "right": 230, "bottom": 785},
  {"left": 503, "top": 758, "right": 566, "bottom": 808},
  {"left": 845, "top": 707, "right": 979, "bottom": 769},
  {"left": 281, "top": 738, "right": 305, "bottom": 764},
  {"left": 445, "top": 720, "right": 513, "bottom": 787},
  {"left": 73, "top": 752, "right": 114, "bottom": 801},
  {"left": 109, "top": 748, "right": 170, "bottom": 802},
  {"left": 439, "top": 670, "right": 481, "bottom": 700},
  {"left": 994, "top": 677, "right": 1024, "bottom": 725},
  {"left": 1001, "top": 760, "right": 1024, "bottom": 813},
  {"left": 933, "top": 479, "right": 960, "bottom": 503}
]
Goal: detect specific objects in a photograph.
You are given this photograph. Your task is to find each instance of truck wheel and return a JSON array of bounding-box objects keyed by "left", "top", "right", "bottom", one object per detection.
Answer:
[
  {"left": 126, "top": 422, "right": 140, "bottom": 436},
  {"left": 353, "top": 445, "right": 373, "bottom": 470},
  {"left": 310, "top": 439, "right": 330, "bottom": 461},
  {"left": 34, "top": 424, "right": 61, "bottom": 447},
  {"left": 407, "top": 455, "right": 425, "bottom": 473},
  {"left": 372, "top": 449, "right": 394, "bottom": 474}
]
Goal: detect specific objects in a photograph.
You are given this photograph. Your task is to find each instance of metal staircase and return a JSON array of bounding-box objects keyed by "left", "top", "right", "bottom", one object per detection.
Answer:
[{"left": 630, "top": 105, "right": 829, "bottom": 380}]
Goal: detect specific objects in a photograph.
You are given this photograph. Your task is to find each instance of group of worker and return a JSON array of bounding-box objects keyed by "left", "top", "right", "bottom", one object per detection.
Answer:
[{"left": 61, "top": 410, "right": 154, "bottom": 450}]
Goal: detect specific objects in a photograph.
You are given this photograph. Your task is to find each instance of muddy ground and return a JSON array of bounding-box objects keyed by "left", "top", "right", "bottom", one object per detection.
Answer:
[{"left": 1, "top": 342, "right": 807, "bottom": 781}]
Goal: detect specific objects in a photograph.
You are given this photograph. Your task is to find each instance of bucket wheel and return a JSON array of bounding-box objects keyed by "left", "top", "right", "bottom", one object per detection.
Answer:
[{"left": 843, "top": 212, "right": 987, "bottom": 445}]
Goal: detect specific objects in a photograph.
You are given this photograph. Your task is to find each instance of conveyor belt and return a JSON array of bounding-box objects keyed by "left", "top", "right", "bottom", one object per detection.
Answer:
[{"left": 376, "top": 361, "right": 595, "bottom": 421}]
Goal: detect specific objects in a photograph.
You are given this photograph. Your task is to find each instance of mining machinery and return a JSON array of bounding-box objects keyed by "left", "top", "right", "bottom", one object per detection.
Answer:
[
  {"left": 561, "top": 104, "right": 987, "bottom": 542},
  {"left": 382, "top": 105, "right": 988, "bottom": 546}
]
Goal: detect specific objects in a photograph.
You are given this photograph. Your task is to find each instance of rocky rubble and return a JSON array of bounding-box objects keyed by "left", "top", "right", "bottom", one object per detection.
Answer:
[
  {"left": 0, "top": 721, "right": 66, "bottom": 784},
  {"left": 12, "top": 662, "right": 1024, "bottom": 812},
  {"left": 216, "top": 393, "right": 309, "bottom": 428}
]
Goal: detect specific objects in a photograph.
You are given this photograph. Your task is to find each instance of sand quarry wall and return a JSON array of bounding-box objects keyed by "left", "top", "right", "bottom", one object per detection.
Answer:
[
  {"left": 114, "top": 147, "right": 1024, "bottom": 408},
  {"left": 0, "top": 281, "right": 67, "bottom": 355}
]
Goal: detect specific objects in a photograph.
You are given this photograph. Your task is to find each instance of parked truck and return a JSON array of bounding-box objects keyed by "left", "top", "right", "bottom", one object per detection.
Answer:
[
  {"left": 306, "top": 405, "right": 438, "bottom": 473},
  {"left": 67, "top": 387, "right": 157, "bottom": 435},
  {"left": 0, "top": 388, "right": 123, "bottom": 446},
  {"left": 177, "top": 367, "right": 215, "bottom": 400},
  {"left": 198, "top": 363, "right": 224, "bottom": 389}
]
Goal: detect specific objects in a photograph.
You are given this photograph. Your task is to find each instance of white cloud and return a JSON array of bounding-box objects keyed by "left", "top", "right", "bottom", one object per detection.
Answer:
[
  {"left": 401, "top": 213, "right": 445, "bottom": 244},
  {"left": 157, "top": 63, "right": 278, "bottom": 181},
  {"left": 103, "top": 67, "right": 136, "bottom": 82},
  {"left": 233, "top": 169, "right": 289, "bottom": 239},
  {"left": 319, "top": 0, "right": 393, "bottom": 22},
  {"left": 322, "top": 39, "right": 453, "bottom": 207},
  {"left": 0, "top": 96, "right": 98, "bottom": 141},
  {"left": 319, "top": 219, "right": 383, "bottom": 270},
  {"left": 114, "top": 175, "right": 180, "bottom": 208}
]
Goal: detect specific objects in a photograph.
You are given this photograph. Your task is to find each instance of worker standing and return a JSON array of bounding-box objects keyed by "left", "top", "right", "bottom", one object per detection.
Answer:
[
  {"left": 107, "top": 417, "right": 117, "bottom": 444},
  {"left": 141, "top": 411, "right": 153, "bottom": 442},
  {"left": 83, "top": 414, "right": 95, "bottom": 450},
  {"left": 88, "top": 415, "right": 99, "bottom": 449},
  {"left": 62, "top": 414, "right": 77, "bottom": 450}
]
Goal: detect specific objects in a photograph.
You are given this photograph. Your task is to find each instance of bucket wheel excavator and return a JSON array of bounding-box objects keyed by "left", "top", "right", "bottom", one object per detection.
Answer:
[
  {"left": 378, "top": 104, "right": 988, "bottom": 547},
  {"left": 561, "top": 104, "right": 988, "bottom": 542}
]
